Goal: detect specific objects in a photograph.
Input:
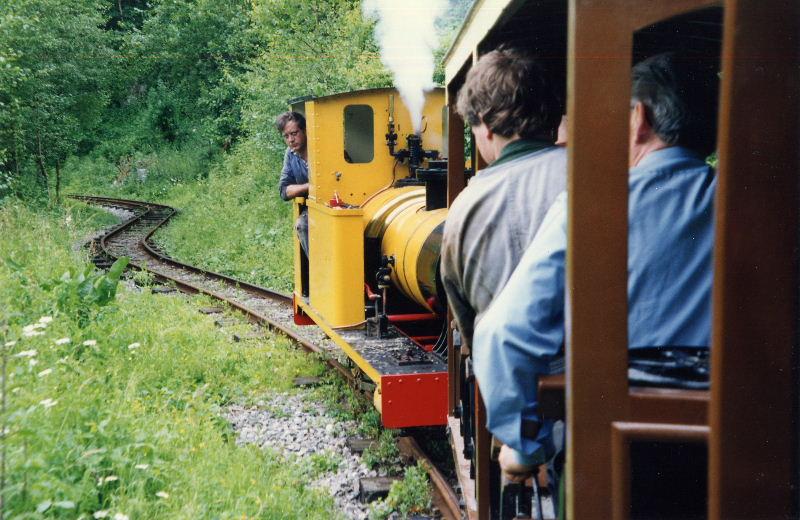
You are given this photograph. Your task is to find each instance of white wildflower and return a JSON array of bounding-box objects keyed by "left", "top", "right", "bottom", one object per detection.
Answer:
[
  {"left": 127, "top": 342, "right": 141, "bottom": 350},
  {"left": 29, "top": 358, "right": 39, "bottom": 367},
  {"left": 38, "top": 316, "right": 53, "bottom": 324},
  {"left": 24, "top": 322, "right": 47, "bottom": 331},
  {"left": 155, "top": 491, "right": 169, "bottom": 499},
  {"left": 113, "top": 514, "right": 129, "bottom": 520},
  {"left": 55, "top": 338, "right": 71, "bottom": 345},
  {"left": 82, "top": 339, "right": 97, "bottom": 347},
  {"left": 65, "top": 214, "right": 73, "bottom": 225},
  {"left": 37, "top": 368, "right": 53, "bottom": 378},
  {"left": 99, "top": 476, "right": 118, "bottom": 485},
  {"left": 4, "top": 341, "right": 16, "bottom": 347},
  {"left": 134, "top": 463, "right": 149, "bottom": 470},
  {"left": 15, "top": 349, "right": 37, "bottom": 357},
  {"left": 39, "top": 398, "right": 57, "bottom": 409},
  {"left": 93, "top": 511, "right": 109, "bottom": 519},
  {"left": 22, "top": 330, "right": 45, "bottom": 337}
]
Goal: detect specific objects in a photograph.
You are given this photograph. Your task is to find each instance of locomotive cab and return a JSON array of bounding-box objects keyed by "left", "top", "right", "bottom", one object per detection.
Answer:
[{"left": 289, "top": 88, "right": 450, "bottom": 428}]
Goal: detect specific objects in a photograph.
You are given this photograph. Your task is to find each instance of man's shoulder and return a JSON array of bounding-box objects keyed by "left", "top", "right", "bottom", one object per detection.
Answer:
[
  {"left": 472, "top": 147, "right": 566, "bottom": 192},
  {"left": 445, "top": 146, "right": 567, "bottom": 236},
  {"left": 489, "top": 145, "right": 566, "bottom": 174},
  {"left": 456, "top": 146, "right": 566, "bottom": 204}
]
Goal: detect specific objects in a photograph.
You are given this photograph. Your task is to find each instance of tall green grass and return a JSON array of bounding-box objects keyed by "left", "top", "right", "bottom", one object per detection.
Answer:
[
  {"left": 154, "top": 140, "right": 294, "bottom": 292},
  {"left": 62, "top": 138, "right": 294, "bottom": 292},
  {"left": 1, "top": 202, "right": 336, "bottom": 519}
]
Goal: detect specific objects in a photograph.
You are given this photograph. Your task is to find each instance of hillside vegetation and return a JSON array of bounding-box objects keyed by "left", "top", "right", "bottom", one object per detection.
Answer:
[
  {"left": 1, "top": 0, "right": 473, "bottom": 517},
  {"left": 2, "top": 0, "right": 472, "bottom": 289}
]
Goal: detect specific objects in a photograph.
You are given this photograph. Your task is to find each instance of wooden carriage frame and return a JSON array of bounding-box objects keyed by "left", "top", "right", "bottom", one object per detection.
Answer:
[{"left": 443, "top": 1, "right": 799, "bottom": 518}]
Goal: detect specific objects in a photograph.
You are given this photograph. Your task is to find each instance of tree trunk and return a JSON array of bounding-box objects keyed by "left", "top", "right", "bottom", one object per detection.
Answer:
[
  {"left": 13, "top": 117, "right": 20, "bottom": 179},
  {"left": 55, "top": 159, "right": 61, "bottom": 202},
  {"left": 35, "top": 131, "right": 49, "bottom": 197}
]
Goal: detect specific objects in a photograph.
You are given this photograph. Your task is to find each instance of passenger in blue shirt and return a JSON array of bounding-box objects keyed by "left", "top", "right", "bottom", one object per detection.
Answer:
[
  {"left": 276, "top": 111, "right": 310, "bottom": 255},
  {"left": 472, "top": 53, "right": 720, "bottom": 482}
]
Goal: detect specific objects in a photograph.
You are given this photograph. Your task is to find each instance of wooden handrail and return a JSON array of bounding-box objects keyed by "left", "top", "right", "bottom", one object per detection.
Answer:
[{"left": 538, "top": 374, "right": 709, "bottom": 425}]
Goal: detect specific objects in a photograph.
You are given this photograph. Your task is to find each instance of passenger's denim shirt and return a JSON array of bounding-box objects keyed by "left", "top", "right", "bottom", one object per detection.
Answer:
[{"left": 473, "top": 146, "right": 716, "bottom": 460}]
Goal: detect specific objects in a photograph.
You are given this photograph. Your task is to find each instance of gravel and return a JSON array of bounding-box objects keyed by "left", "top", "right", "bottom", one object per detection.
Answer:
[
  {"left": 83, "top": 199, "right": 406, "bottom": 518},
  {"left": 225, "top": 392, "right": 386, "bottom": 519}
]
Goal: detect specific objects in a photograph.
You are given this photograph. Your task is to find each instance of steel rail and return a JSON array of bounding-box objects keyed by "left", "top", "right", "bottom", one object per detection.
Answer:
[
  {"left": 72, "top": 194, "right": 461, "bottom": 519},
  {"left": 71, "top": 195, "right": 340, "bottom": 365}
]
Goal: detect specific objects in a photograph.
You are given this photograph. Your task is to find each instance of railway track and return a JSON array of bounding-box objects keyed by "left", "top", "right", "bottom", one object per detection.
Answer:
[{"left": 71, "top": 194, "right": 462, "bottom": 520}]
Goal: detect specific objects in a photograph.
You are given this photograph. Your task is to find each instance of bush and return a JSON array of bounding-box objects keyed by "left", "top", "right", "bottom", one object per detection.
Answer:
[{"left": 369, "top": 463, "right": 432, "bottom": 519}]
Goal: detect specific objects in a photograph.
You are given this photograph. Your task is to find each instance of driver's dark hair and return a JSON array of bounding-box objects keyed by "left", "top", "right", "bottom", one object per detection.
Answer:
[
  {"left": 456, "top": 48, "right": 561, "bottom": 140},
  {"left": 275, "top": 111, "right": 306, "bottom": 133},
  {"left": 631, "top": 52, "right": 719, "bottom": 156}
]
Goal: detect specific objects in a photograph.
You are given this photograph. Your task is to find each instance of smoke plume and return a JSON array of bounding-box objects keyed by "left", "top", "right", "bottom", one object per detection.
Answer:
[{"left": 363, "top": 0, "right": 447, "bottom": 133}]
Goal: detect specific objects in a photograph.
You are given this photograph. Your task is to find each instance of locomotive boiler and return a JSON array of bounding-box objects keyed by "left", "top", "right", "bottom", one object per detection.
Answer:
[{"left": 288, "top": 88, "right": 451, "bottom": 428}]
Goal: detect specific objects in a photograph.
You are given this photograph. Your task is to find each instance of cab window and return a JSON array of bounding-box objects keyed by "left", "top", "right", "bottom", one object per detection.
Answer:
[{"left": 344, "top": 105, "right": 374, "bottom": 163}]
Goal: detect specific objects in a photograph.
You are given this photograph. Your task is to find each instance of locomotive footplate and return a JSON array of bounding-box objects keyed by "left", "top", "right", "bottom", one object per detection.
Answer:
[
  {"left": 338, "top": 326, "right": 448, "bottom": 428},
  {"left": 294, "top": 296, "right": 447, "bottom": 428}
]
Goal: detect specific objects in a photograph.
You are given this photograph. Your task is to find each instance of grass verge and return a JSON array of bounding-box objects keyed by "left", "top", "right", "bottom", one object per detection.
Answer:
[{"left": 1, "top": 201, "right": 337, "bottom": 519}]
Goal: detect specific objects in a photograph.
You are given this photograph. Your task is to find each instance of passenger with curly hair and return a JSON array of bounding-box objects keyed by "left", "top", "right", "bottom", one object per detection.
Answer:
[{"left": 440, "top": 48, "right": 567, "bottom": 354}]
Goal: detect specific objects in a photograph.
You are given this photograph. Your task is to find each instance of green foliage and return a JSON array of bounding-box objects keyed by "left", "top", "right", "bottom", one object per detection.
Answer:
[
  {"left": 45, "top": 257, "right": 129, "bottom": 326},
  {"left": 369, "top": 463, "right": 432, "bottom": 519},
  {"left": 0, "top": 0, "right": 115, "bottom": 199},
  {"left": 357, "top": 408, "right": 384, "bottom": 439},
  {"left": 242, "top": 0, "right": 391, "bottom": 152},
  {"left": 0, "top": 202, "right": 337, "bottom": 518},
  {"left": 138, "top": 141, "right": 292, "bottom": 290},
  {"left": 304, "top": 451, "right": 344, "bottom": 478},
  {"left": 706, "top": 151, "right": 718, "bottom": 168},
  {"left": 362, "top": 429, "right": 401, "bottom": 471},
  {"left": 118, "top": 0, "right": 257, "bottom": 148}
]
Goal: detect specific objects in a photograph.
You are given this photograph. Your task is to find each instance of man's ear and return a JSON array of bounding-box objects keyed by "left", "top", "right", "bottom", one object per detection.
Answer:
[
  {"left": 482, "top": 122, "right": 495, "bottom": 142},
  {"left": 631, "top": 101, "right": 651, "bottom": 144}
]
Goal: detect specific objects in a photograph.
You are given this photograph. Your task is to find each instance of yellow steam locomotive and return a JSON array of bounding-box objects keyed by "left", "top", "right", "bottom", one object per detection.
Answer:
[{"left": 288, "top": 88, "right": 452, "bottom": 429}]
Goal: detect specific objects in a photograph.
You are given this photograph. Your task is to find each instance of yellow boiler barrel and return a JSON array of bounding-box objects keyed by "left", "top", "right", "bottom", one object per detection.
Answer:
[{"left": 362, "top": 187, "right": 447, "bottom": 311}]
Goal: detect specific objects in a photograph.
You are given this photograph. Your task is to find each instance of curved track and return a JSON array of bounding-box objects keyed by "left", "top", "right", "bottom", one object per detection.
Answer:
[
  {"left": 72, "top": 195, "right": 349, "bottom": 375},
  {"left": 71, "top": 194, "right": 461, "bottom": 520}
]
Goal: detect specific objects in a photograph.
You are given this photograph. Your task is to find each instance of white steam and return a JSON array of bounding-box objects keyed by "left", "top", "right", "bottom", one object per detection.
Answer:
[{"left": 363, "top": 0, "right": 447, "bottom": 133}]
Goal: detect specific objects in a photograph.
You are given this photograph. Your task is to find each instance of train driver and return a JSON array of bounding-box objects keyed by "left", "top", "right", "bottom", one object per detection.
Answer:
[
  {"left": 440, "top": 48, "right": 567, "bottom": 353},
  {"left": 276, "top": 111, "right": 310, "bottom": 256},
  {"left": 473, "top": 52, "right": 719, "bottom": 482}
]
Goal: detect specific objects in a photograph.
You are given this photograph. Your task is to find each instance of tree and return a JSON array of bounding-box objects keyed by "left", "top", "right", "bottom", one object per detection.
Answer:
[
  {"left": 118, "top": 0, "right": 258, "bottom": 148},
  {"left": 0, "top": 0, "right": 115, "bottom": 200},
  {"left": 241, "top": 0, "right": 391, "bottom": 148}
]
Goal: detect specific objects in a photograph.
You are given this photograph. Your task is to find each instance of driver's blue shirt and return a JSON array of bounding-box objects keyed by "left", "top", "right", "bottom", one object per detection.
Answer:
[
  {"left": 278, "top": 148, "right": 309, "bottom": 201},
  {"left": 473, "top": 146, "right": 715, "bottom": 460}
]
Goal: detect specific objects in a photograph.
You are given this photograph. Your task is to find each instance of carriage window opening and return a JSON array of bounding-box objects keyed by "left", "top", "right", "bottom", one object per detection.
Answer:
[{"left": 344, "top": 105, "right": 374, "bottom": 163}]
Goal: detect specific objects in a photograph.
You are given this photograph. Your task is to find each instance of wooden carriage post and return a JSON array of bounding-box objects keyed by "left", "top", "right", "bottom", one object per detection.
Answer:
[
  {"left": 710, "top": 1, "right": 799, "bottom": 518},
  {"left": 446, "top": 67, "right": 468, "bottom": 417},
  {"left": 567, "top": 0, "right": 799, "bottom": 518}
]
